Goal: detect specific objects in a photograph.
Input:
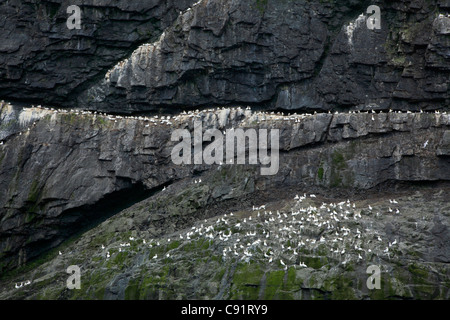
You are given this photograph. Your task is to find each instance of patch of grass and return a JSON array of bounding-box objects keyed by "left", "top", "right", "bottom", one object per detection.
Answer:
[
  {"left": 167, "top": 240, "right": 181, "bottom": 251},
  {"left": 263, "top": 270, "right": 285, "bottom": 299},
  {"left": 330, "top": 151, "right": 346, "bottom": 187},
  {"left": 69, "top": 268, "right": 114, "bottom": 300},
  {"left": 329, "top": 149, "right": 354, "bottom": 188},
  {"left": 25, "top": 212, "right": 37, "bottom": 224},
  {"left": 96, "top": 117, "right": 108, "bottom": 126},
  {"left": 140, "top": 265, "right": 172, "bottom": 299},
  {"left": 367, "top": 275, "right": 387, "bottom": 300},
  {"left": 230, "top": 263, "right": 264, "bottom": 299},
  {"left": 408, "top": 263, "right": 428, "bottom": 280},
  {"left": 106, "top": 251, "right": 130, "bottom": 270},
  {"left": 332, "top": 151, "right": 345, "bottom": 167},
  {"left": 329, "top": 276, "right": 356, "bottom": 300},
  {"left": 282, "top": 267, "right": 301, "bottom": 293},
  {"left": 0, "top": 150, "right": 5, "bottom": 167},
  {"left": 180, "top": 238, "right": 211, "bottom": 254},
  {"left": 62, "top": 113, "right": 79, "bottom": 124},
  {"left": 318, "top": 167, "right": 324, "bottom": 180},
  {"left": 214, "top": 266, "right": 226, "bottom": 282},
  {"left": 255, "top": 0, "right": 269, "bottom": 14},
  {"left": 407, "top": 263, "right": 438, "bottom": 298},
  {"left": 303, "top": 256, "right": 328, "bottom": 269},
  {"left": 27, "top": 179, "right": 40, "bottom": 204},
  {"left": 125, "top": 278, "right": 141, "bottom": 300}
]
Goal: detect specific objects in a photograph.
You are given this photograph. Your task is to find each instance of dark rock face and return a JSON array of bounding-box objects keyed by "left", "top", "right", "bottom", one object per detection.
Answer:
[
  {"left": 0, "top": 0, "right": 197, "bottom": 106},
  {"left": 77, "top": 0, "right": 450, "bottom": 113},
  {"left": 78, "top": 0, "right": 331, "bottom": 112},
  {"left": 0, "top": 174, "right": 449, "bottom": 300},
  {"left": 1, "top": 105, "right": 449, "bottom": 272},
  {"left": 308, "top": 0, "right": 450, "bottom": 111},
  {"left": 437, "top": 130, "right": 450, "bottom": 155},
  {"left": 0, "top": 0, "right": 449, "bottom": 300},
  {"left": 0, "top": 0, "right": 448, "bottom": 112}
]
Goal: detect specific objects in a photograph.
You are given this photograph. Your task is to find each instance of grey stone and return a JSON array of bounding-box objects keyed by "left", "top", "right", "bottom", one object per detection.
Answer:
[
  {"left": 437, "top": 130, "right": 450, "bottom": 156},
  {"left": 1, "top": 1, "right": 447, "bottom": 112},
  {"left": 1, "top": 106, "right": 449, "bottom": 272}
]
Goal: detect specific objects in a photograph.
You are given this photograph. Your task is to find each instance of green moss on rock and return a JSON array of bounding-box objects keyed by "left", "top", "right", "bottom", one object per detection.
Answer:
[{"left": 230, "top": 263, "right": 264, "bottom": 299}]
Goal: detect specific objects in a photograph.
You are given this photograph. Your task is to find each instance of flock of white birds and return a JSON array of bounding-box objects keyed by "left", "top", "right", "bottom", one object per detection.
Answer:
[
  {"left": 10, "top": 187, "right": 407, "bottom": 290},
  {"left": 7, "top": 168, "right": 409, "bottom": 291},
  {"left": 1, "top": 101, "right": 449, "bottom": 147},
  {"left": 94, "top": 193, "right": 402, "bottom": 275}
]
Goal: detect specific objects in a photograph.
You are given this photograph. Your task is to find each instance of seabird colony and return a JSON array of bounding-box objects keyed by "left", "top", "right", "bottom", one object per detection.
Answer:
[
  {"left": 91, "top": 194, "right": 402, "bottom": 272},
  {"left": 13, "top": 192, "right": 405, "bottom": 290},
  {"left": 1, "top": 100, "right": 448, "bottom": 147}
]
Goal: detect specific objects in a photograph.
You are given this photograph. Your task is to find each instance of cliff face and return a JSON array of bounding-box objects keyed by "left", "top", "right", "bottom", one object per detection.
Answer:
[
  {"left": 1, "top": 103, "right": 449, "bottom": 273},
  {"left": 79, "top": 0, "right": 450, "bottom": 112},
  {"left": 1, "top": 182, "right": 449, "bottom": 300},
  {"left": 0, "top": 0, "right": 197, "bottom": 106},
  {"left": 1, "top": 0, "right": 449, "bottom": 112},
  {"left": 0, "top": 0, "right": 449, "bottom": 300}
]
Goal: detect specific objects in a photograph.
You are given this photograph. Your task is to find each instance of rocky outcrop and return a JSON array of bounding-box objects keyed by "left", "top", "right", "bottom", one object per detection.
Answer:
[
  {"left": 1, "top": 103, "right": 449, "bottom": 273},
  {"left": 0, "top": 181, "right": 448, "bottom": 300},
  {"left": 437, "top": 130, "right": 450, "bottom": 155},
  {"left": 0, "top": 0, "right": 448, "bottom": 112},
  {"left": 0, "top": 0, "right": 197, "bottom": 106},
  {"left": 0, "top": 0, "right": 449, "bottom": 301},
  {"left": 77, "top": 0, "right": 450, "bottom": 113}
]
